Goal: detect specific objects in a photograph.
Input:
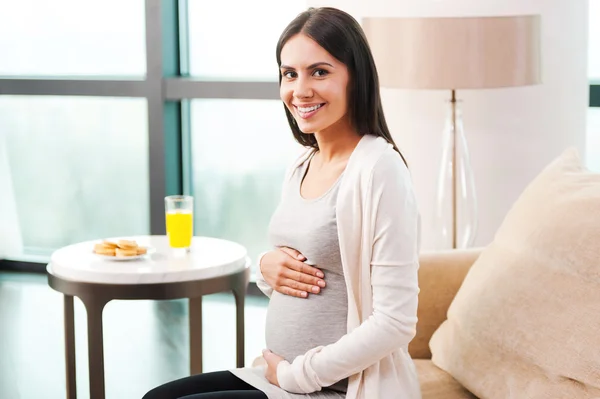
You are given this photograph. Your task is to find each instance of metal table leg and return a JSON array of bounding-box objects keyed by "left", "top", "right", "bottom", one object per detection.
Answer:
[
  {"left": 233, "top": 288, "right": 245, "bottom": 368},
  {"left": 81, "top": 296, "right": 109, "bottom": 399},
  {"left": 64, "top": 295, "right": 77, "bottom": 399},
  {"left": 189, "top": 296, "right": 203, "bottom": 375}
]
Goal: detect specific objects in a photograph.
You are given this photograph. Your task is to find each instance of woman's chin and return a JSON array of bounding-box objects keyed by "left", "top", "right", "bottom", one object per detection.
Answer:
[{"left": 296, "top": 122, "right": 321, "bottom": 134}]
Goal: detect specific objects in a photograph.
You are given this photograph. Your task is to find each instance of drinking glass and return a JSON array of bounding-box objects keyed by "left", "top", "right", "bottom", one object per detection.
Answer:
[{"left": 165, "top": 195, "right": 194, "bottom": 250}]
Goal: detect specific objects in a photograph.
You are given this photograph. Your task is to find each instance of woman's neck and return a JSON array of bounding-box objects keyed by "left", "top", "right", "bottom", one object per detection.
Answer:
[{"left": 313, "top": 118, "right": 361, "bottom": 165}]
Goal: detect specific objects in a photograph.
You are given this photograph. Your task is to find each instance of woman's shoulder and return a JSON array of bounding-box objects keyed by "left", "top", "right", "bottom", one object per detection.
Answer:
[
  {"left": 356, "top": 136, "right": 411, "bottom": 183},
  {"left": 373, "top": 147, "right": 410, "bottom": 179},
  {"left": 345, "top": 135, "right": 411, "bottom": 187},
  {"left": 370, "top": 148, "right": 413, "bottom": 194}
]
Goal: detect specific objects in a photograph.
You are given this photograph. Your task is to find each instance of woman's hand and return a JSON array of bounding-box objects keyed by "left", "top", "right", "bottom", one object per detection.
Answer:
[
  {"left": 259, "top": 247, "right": 326, "bottom": 298},
  {"left": 263, "top": 349, "right": 284, "bottom": 387}
]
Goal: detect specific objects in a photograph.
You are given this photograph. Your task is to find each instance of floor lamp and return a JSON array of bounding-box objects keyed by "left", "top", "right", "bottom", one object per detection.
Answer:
[{"left": 363, "top": 15, "right": 541, "bottom": 249}]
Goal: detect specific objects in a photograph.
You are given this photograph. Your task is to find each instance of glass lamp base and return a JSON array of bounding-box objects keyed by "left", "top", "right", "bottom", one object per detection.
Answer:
[{"left": 432, "top": 93, "right": 478, "bottom": 250}]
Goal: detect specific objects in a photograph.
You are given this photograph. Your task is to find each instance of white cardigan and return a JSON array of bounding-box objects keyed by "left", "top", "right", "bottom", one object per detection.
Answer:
[{"left": 257, "top": 134, "right": 422, "bottom": 399}]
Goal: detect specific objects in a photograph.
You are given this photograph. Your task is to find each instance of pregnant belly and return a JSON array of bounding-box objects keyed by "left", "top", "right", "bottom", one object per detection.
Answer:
[{"left": 265, "top": 273, "right": 348, "bottom": 363}]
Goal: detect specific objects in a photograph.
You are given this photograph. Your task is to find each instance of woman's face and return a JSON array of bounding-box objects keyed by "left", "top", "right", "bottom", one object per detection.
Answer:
[{"left": 279, "top": 34, "right": 350, "bottom": 135}]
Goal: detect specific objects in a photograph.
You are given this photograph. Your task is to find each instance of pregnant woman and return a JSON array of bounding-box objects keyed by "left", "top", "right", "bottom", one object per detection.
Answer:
[{"left": 143, "top": 6, "right": 421, "bottom": 399}]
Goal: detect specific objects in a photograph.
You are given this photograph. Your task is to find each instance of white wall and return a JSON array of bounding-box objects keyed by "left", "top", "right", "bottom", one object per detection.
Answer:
[{"left": 307, "top": 0, "right": 590, "bottom": 250}]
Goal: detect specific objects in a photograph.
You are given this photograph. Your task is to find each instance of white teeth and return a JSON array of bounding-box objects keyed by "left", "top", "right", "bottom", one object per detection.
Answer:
[{"left": 298, "top": 104, "right": 323, "bottom": 113}]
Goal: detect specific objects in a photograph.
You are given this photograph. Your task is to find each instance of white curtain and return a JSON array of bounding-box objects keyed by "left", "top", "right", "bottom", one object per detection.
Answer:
[{"left": 0, "top": 132, "right": 23, "bottom": 258}]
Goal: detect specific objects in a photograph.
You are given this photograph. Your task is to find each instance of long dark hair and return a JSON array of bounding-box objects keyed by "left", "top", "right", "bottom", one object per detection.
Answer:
[{"left": 276, "top": 7, "right": 408, "bottom": 167}]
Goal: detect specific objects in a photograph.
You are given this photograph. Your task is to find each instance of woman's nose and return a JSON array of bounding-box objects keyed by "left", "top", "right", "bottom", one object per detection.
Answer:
[{"left": 293, "top": 77, "right": 313, "bottom": 99}]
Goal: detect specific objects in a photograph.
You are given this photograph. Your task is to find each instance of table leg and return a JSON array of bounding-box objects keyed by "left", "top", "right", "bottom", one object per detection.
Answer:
[
  {"left": 189, "top": 296, "right": 203, "bottom": 375},
  {"left": 64, "top": 295, "right": 77, "bottom": 399},
  {"left": 233, "top": 289, "right": 245, "bottom": 368},
  {"left": 82, "top": 296, "right": 108, "bottom": 399}
]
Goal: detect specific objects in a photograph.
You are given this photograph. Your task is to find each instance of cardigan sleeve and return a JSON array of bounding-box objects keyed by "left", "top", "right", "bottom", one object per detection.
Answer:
[
  {"left": 255, "top": 251, "right": 274, "bottom": 298},
  {"left": 276, "top": 150, "right": 420, "bottom": 394}
]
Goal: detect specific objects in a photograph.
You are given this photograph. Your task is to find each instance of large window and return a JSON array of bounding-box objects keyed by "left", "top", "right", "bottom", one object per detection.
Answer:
[{"left": 0, "top": 0, "right": 306, "bottom": 272}]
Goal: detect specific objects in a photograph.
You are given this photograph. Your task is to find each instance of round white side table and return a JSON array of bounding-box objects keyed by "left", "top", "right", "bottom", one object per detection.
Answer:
[{"left": 46, "top": 235, "right": 251, "bottom": 399}]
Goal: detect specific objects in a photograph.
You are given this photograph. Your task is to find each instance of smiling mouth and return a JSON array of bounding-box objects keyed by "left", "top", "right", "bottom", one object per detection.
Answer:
[{"left": 295, "top": 103, "right": 326, "bottom": 119}]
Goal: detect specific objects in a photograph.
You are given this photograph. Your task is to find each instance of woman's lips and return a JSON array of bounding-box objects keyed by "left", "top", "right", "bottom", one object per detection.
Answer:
[{"left": 295, "top": 103, "right": 325, "bottom": 119}]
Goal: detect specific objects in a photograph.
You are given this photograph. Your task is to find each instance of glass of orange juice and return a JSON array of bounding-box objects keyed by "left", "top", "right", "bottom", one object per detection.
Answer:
[{"left": 165, "top": 195, "right": 194, "bottom": 250}]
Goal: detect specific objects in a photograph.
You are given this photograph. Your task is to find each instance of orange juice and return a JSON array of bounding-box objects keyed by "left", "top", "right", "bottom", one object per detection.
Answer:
[{"left": 166, "top": 210, "right": 193, "bottom": 248}]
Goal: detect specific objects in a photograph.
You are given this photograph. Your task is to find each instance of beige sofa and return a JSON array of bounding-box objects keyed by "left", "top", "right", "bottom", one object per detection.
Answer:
[{"left": 409, "top": 248, "right": 481, "bottom": 399}]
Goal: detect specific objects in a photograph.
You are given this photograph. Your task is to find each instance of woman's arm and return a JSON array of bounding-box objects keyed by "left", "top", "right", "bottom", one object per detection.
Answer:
[{"left": 276, "top": 152, "right": 420, "bottom": 393}]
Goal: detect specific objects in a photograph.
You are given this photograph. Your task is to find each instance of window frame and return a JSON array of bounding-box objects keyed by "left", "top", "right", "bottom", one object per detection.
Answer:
[{"left": 591, "top": 84, "right": 600, "bottom": 107}]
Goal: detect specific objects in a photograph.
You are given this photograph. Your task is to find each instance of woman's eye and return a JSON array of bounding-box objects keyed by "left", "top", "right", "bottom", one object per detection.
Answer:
[
  {"left": 313, "top": 69, "right": 328, "bottom": 77},
  {"left": 282, "top": 71, "right": 296, "bottom": 79}
]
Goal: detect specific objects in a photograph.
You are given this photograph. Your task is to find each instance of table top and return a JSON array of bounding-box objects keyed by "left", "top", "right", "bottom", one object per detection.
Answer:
[{"left": 47, "top": 236, "right": 249, "bottom": 285}]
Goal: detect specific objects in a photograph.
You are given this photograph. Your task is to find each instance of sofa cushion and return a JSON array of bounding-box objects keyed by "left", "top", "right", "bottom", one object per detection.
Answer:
[
  {"left": 429, "top": 148, "right": 600, "bottom": 398},
  {"left": 415, "top": 359, "right": 477, "bottom": 399}
]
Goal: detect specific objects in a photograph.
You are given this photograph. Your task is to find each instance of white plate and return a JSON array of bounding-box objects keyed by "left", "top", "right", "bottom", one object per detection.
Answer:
[{"left": 93, "top": 246, "right": 156, "bottom": 261}]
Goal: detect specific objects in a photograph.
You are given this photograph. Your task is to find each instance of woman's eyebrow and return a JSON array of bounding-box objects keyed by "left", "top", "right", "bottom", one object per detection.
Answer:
[{"left": 279, "top": 62, "right": 334, "bottom": 70}]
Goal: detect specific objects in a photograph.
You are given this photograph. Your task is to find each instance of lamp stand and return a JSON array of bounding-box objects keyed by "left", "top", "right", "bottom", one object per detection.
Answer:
[
  {"left": 450, "top": 89, "right": 458, "bottom": 249},
  {"left": 433, "top": 90, "right": 478, "bottom": 250}
]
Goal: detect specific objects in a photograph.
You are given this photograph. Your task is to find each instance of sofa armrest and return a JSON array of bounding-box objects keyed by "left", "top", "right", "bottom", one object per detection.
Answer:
[{"left": 408, "top": 248, "right": 483, "bottom": 359}]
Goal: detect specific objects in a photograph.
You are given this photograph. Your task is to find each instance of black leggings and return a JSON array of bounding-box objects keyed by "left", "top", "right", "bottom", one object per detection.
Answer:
[{"left": 142, "top": 371, "right": 268, "bottom": 399}]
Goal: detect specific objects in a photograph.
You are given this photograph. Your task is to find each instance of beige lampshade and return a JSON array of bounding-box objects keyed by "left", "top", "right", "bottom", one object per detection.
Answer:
[{"left": 362, "top": 15, "right": 542, "bottom": 90}]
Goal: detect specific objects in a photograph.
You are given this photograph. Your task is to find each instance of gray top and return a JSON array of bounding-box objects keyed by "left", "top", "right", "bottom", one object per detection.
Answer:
[{"left": 265, "top": 152, "right": 349, "bottom": 393}]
